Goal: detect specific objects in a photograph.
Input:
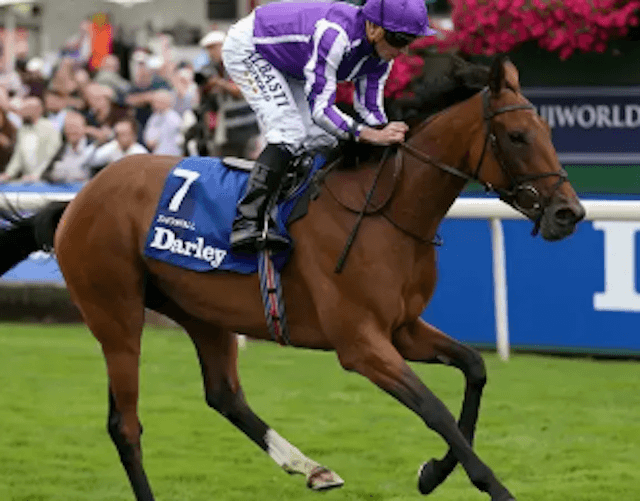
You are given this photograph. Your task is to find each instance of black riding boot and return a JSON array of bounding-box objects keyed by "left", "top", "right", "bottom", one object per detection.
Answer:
[{"left": 230, "top": 144, "right": 294, "bottom": 254}]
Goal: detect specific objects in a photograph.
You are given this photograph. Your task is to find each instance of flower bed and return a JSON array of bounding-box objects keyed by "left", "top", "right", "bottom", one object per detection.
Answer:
[{"left": 423, "top": 0, "right": 640, "bottom": 60}]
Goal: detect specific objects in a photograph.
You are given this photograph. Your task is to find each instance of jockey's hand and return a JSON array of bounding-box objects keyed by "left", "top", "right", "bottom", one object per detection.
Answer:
[{"left": 360, "top": 122, "right": 409, "bottom": 146}]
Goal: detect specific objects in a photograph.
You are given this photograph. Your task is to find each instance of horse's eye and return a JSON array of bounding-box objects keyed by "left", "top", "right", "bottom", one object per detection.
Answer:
[{"left": 508, "top": 131, "right": 528, "bottom": 146}]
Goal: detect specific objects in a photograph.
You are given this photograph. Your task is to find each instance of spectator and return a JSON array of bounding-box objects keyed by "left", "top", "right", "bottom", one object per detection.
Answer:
[
  {"left": 88, "top": 12, "right": 113, "bottom": 72},
  {"left": 0, "top": 97, "right": 62, "bottom": 183},
  {"left": 67, "top": 67, "right": 91, "bottom": 112},
  {"left": 23, "top": 58, "right": 47, "bottom": 99},
  {"left": 44, "top": 87, "right": 69, "bottom": 132},
  {"left": 143, "top": 90, "right": 183, "bottom": 155},
  {"left": 0, "top": 107, "right": 17, "bottom": 173},
  {"left": 195, "top": 30, "right": 259, "bottom": 157},
  {"left": 172, "top": 66, "right": 199, "bottom": 116},
  {"left": 60, "top": 20, "right": 92, "bottom": 67},
  {"left": 48, "top": 57, "right": 80, "bottom": 98},
  {"left": 84, "top": 83, "right": 132, "bottom": 145},
  {"left": 126, "top": 53, "right": 171, "bottom": 138},
  {"left": 94, "top": 54, "right": 131, "bottom": 97},
  {"left": 89, "top": 117, "right": 147, "bottom": 173},
  {"left": 47, "top": 112, "right": 95, "bottom": 183},
  {"left": 0, "top": 88, "right": 18, "bottom": 171},
  {"left": 0, "top": 87, "right": 22, "bottom": 130},
  {"left": 0, "top": 65, "right": 26, "bottom": 101}
]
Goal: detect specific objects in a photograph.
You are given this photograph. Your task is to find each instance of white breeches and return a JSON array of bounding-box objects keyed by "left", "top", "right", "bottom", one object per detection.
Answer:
[{"left": 222, "top": 12, "right": 337, "bottom": 153}]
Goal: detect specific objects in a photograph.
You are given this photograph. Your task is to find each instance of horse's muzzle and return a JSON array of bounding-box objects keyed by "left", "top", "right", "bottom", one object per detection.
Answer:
[{"left": 540, "top": 199, "right": 586, "bottom": 241}]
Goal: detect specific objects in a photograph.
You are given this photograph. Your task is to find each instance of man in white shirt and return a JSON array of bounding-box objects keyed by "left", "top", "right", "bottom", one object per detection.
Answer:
[
  {"left": 143, "top": 90, "right": 183, "bottom": 156},
  {"left": 48, "top": 112, "right": 96, "bottom": 183},
  {"left": 0, "top": 97, "right": 62, "bottom": 183},
  {"left": 89, "top": 118, "right": 148, "bottom": 171},
  {"left": 44, "top": 88, "right": 69, "bottom": 133}
]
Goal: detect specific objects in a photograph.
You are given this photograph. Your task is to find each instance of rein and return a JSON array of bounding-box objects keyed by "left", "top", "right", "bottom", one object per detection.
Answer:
[
  {"left": 331, "top": 87, "right": 569, "bottom": 272},
  {"left": 334, "top": 148, "right": 392, "bottom": 273},
  {"left": 400, "top": 87, "right": 568, "bottom": 231}
]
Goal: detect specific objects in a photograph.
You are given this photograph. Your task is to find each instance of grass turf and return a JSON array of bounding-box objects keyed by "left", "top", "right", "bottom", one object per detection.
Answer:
[{"left": 0, "top": 324, "right": 638, "bottom": 501}]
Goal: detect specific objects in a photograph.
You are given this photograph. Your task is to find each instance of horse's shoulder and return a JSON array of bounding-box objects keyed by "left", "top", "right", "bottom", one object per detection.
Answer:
[{"left": 322, "top": 147, "right": 399, "bottom": 214}]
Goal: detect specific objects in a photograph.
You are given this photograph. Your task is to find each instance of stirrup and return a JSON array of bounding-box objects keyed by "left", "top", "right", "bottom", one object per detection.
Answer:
[{"left": 230, "top": 222, "right": 290, "bottom": 255}]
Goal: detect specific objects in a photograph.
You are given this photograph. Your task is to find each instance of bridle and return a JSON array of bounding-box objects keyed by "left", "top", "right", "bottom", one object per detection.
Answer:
[
  {"left": 331, "top": 86, "right": 569, "bottom": 272},
  {"left": 400, "top": 87, "right": 569, "bottom": 234}
]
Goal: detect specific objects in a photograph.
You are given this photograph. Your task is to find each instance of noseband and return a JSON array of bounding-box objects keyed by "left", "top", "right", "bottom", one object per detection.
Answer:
[{"left": 401, "top": 87, "right": 568, "bottom": 233}]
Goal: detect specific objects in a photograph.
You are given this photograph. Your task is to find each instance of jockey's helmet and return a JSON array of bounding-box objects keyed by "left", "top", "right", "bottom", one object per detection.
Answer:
[{"left": 362, "top": 0, "right": 437, "bottom": 45}]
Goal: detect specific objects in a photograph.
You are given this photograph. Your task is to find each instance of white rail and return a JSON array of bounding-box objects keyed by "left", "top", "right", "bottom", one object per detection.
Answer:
[
  {"left": 447, "top": 198, "right": 640, "bottom": 221},
  {"left": 3, "top": 192, "right": 637, "bottom": 219},
  {"left": 449, "top": 198, "right": 640, "bottom": 361},
  {"left": 2, "top": 192, "right": 639, "bottom": 360}
]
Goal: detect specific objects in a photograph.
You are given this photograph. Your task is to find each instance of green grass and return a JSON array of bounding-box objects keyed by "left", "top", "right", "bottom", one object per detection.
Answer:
[{"left": 0, "top": 324, "right": 639, "bottom": 501}]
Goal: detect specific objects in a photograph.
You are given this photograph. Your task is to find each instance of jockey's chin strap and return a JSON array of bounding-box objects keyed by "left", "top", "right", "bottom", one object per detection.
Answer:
[{"left": 400, "top": 87, "right": 569, "bottom": 235}]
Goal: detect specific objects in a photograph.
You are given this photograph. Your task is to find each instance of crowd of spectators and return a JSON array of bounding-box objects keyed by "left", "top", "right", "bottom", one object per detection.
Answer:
[{"left": 0, "top": 18, "right": 262, "bottom": 186}]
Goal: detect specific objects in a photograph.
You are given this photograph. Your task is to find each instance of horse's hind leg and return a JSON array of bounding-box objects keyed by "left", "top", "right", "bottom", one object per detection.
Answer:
[
  {"left": 74, "top": 297, "right": 154, "bottom": 501},
  {"left": 60, "top": 249, "right": 153, "bottom": 500},
  {"left": 394, "top": 318, "right": 487, "bottom": 495},
  {"left": 152, "top": 301, "right": 344, "bottom": 491}
]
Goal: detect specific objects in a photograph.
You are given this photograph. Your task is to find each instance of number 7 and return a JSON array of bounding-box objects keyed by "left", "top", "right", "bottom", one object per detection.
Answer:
[{"left": 168, "top": 168, "right": 200, "bottom": 212}]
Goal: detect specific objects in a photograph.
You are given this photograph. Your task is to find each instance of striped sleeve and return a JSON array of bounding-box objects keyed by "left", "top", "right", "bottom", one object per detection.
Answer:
[
  {"left": 353, "top": 60, "right": 393, "bottom": 126},
  {"left": 303, "top": 20, "right": 358, "bottom": 140}
]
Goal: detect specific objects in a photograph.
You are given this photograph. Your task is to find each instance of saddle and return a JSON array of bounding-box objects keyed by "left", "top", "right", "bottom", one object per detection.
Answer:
[{"left": 222, "top": 154, "right": 315, "bottom": 202}]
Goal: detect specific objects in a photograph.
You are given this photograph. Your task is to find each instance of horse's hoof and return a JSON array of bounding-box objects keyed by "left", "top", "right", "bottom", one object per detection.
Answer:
[
  {"left": 306, "top": 466, "right": 344, "bottom": 491},
  {"left": 417, "top": 459, "right": 442, "bottom": 495}
]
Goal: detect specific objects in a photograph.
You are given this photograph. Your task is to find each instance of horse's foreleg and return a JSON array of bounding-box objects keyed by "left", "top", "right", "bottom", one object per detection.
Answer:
[
  {"left": 186, "top": 325, "right": 344, "bottom": 491},
  {"left": 336, "top": 332, "right": 512, "bottom": 501},
  {"left": 394, "top": 318, "right": 486, "bottom": 494}
]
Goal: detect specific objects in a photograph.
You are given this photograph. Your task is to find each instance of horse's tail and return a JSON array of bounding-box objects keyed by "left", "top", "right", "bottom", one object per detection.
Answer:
[{"left": 0, "top": 201, "right": 69, "bottom": 276}]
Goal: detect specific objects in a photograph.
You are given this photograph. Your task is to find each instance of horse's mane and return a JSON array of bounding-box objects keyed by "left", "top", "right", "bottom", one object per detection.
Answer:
[
  {"left": 388, "top": 53, "right": 490, "bottom": 127},
  {"left": 336, "top": 53, "right": 490, "bottom": 167}
]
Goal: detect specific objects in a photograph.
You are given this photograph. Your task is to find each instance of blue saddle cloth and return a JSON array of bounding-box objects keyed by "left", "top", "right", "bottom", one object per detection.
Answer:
[{"left": 143, "top": 155, "right": 325, "bottom": 274}]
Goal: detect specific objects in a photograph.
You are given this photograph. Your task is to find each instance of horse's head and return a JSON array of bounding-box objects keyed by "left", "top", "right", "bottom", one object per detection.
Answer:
[{"left": 467, "top": 56, "right": 585, "bottom": 241}]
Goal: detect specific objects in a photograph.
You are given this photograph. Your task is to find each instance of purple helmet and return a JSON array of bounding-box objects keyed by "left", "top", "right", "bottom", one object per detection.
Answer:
[{"left": 362, "top": 0, "right": 437, "bottom": 37}]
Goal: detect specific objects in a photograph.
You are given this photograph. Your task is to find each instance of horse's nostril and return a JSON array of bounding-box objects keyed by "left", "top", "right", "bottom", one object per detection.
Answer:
[{"left": 554, "top": 207, "right": 582, "bottom": 225}]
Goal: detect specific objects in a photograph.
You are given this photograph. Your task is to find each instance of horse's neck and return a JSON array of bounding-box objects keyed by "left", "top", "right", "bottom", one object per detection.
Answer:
[{"left": 384, "top": 94, "right": 484, "bottom": 242}]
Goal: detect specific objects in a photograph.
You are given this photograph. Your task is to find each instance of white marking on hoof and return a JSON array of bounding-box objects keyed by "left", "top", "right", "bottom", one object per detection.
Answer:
[
  {"left": 264, "top": 429, "right": 344, "bottom": 490},
  {"left": 306, "top": 466, "right": 345, "bottom": 491}
]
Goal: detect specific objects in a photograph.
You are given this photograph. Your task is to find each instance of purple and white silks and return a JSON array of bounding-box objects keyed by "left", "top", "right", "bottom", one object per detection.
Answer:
[{"left": 224, "top": 2, "right": 393, "bottom": 146}]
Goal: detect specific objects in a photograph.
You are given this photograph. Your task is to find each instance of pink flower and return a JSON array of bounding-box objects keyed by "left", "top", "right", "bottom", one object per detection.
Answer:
[
  {"left": 559, "top": 45, "right": 574, "bottom": 60},
  {"left": 440, "top": 0, "right": 637, "bottom": 59}
]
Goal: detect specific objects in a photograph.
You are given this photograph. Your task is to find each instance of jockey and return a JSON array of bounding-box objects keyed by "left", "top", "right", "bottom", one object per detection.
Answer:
[{"left": 222, "top": 0, "right": 437, "bottom": 254}]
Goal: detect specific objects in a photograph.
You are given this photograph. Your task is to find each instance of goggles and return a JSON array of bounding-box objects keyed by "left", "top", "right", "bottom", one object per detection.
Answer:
[{"left": 384, "top": 31, "right": 418, "bottom": 48}]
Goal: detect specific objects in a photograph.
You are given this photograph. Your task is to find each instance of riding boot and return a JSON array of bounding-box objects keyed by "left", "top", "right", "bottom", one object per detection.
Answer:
[{"left": 230, "top": 143, "right": 294, "bottom": 254}]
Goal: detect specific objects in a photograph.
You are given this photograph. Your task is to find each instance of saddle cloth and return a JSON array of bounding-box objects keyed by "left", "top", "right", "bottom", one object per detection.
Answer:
[{"left": 143, "top": 155, "right": 325, "bottom": 274}]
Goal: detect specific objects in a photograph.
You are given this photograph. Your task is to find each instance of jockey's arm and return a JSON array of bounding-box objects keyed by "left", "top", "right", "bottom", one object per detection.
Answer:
[
  {"left": 305, "top": 25, "right": 407, "bottom": 146},
  {"left": 304, "top": 26, "right": 369, "bottom": 142}
]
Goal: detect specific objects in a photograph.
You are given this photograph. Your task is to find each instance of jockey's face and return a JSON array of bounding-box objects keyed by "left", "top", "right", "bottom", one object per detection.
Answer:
[{"left": 365, "top": 21, "right": 404, "bottom": 62}]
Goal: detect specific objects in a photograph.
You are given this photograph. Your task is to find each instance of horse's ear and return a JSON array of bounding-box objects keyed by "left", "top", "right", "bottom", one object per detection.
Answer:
[
  {"left": 504, "top": 60, "right": 521, "bottom": 93},
  {"left": 488, "top": 55, "right": 509, "bottom": 96}
]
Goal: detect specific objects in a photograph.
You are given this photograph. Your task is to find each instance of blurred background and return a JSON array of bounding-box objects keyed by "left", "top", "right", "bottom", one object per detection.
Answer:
[{"left": 0, "top": 0, "right": 639, "bottom": 356}]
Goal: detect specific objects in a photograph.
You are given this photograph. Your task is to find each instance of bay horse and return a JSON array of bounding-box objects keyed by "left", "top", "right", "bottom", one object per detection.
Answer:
[{"left": 0, "top": 57, "right": 584, "bottom": 500}]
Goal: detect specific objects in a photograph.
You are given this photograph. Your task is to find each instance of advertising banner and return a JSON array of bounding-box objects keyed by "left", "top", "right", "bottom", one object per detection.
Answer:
[
  {"left": 524, "top": 86, "right": 640, "bottom": 165},
  {"left": 421, "top": 212, "right": 640, "bottom": 355}
]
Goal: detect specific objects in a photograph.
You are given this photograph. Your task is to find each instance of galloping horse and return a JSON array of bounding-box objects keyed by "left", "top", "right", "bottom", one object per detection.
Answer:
[{"left": 0, "top": 57, "right": 584, "bottom": 500}]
